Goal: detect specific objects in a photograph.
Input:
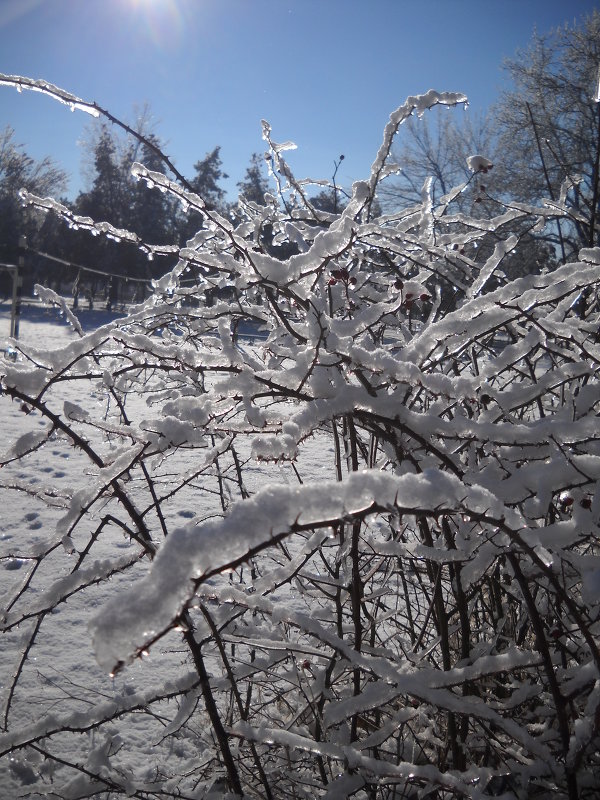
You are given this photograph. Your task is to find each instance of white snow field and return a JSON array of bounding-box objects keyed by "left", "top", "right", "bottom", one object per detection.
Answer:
[
  {"left": 0, "top": 303, "right": 197, "bottom": 795},
  {"left": 0, "top": 301, "right": 342, "bottom": 798}
]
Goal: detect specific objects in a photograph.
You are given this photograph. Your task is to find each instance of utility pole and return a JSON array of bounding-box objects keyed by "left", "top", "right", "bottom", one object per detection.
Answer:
[{"left": 10, "top": 235, "right": 25, "bottom": 340}]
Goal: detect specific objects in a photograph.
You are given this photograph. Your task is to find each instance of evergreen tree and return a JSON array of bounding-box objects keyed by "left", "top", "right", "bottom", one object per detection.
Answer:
[
  {"left": 131, "top": 135, "right": 177, "bottom": 246},
  {"left": 191, "top": 146, "right": 228, "bottom": 210},
  {"left": 72, "top": 123, "right": 180, "bottom": 305},
  {"left": 77, "top": 126, "right": 129, "bottom": 226},
  {"left": 0, "top": 125, "right": 66, "bottom": 295},
  {"left": 72, "top": 126, "right": 132, "bottom": 303},
  {"left": 237, "top": 152, "right": 269, "bottom": 205},
  {"left": 310, "top": 188, "right": 347, "bottom": 214},
  {"left": 178, "top": 146, "right": 229, "bottom": 243}
]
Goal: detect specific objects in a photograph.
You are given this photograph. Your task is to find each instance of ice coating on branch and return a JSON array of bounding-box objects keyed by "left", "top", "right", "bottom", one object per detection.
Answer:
[
  {"left": 19, "top": 190, "right": 141, "bottom": 245},
  {"left": 19, "top": 185, "right": 178, "bottom": 262},
  {"left": 252, "top": 421, "right": 301, "bottom": 460},
  {"left": 34, "top": 285, "right": 84, "bottom": 335},
  {"left": 369, "top": 90, "right": 468, "bottom": 193},
  {"left": 90, "top": 469, "right": 518, "bottom": 673},
  {"left": 2, "top": 359, "right": 49, "bottom": 394},
  {"left": 0, "top": 73, "right": 101, "bottom": 116},
  {"left": 56, "top": 445, "right": 145, "bottom": 538},
  {"left": 260, "top": 119, "right": 297, "bottom": 153},
  {"left": 466, "top": 154, "right": 494, "bottom": 172},
  {"left": 403, "top": 259, "right": 600, "bottom": 365},
  {"left": 131, "top": 162, "right": 234, "bottom": 235},
  {"left": 1, "top": 428, "right": 50, "bottom": 460},
  {"left": 0, "top": 670, "right": 199, "bottom": 752},
  {"left": 251, "top": 213, "right": 355, "bottom": 286},
  {"left": 468, "top": 234, "right": 518, "bottom": 297},
  {"left": 1, "top": 554, "right": 140, "bottom": 631},
  {"left": 284, "top": 221, "right": 309, "bottom": 252},
  {"left": 270, "top": 139, "right": 297, "bottom": 154},
  {"left": 579, "top": 247, "right": 600, "bottom": 264},
  {"left": 64, "top": 400, "right": 90, "bottom": 422}
]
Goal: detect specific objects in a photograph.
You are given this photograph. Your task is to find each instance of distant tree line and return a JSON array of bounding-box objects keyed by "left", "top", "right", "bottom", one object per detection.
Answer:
[
  {"left": 381, "top": 11, "right": 600, "bottom": 282},
  {"left": 0, "top": 122, "right": 272, "bottom": 306},
  {"left": 1, "top": 11, "right": 598, "bottom": 307}
]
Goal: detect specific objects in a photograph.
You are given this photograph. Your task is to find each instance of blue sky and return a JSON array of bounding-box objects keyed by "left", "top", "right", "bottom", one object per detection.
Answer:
[{"left": 0, "top": 0, "right": 598, "bottom": 200}]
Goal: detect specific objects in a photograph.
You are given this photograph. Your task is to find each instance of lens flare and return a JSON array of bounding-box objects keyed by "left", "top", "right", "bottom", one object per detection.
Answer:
[{"left": 128, "top": 0, "right": 187, "bottom": 51}]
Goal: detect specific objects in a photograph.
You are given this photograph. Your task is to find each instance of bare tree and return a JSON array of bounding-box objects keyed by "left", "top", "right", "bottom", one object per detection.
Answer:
[
  {"left": 494, "top": 11, "right": 600, "bottom": 260},
  {"left": 380, "top": 110, "right": 496, "bottom": 211}
]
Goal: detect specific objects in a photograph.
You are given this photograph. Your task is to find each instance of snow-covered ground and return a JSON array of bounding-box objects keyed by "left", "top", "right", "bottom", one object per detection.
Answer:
[
  {"left": 0, "top": 300, "right": 334, "bottom": 797},
  {"left": 0, "top": 303, "right": 161, "bottom": 793}
]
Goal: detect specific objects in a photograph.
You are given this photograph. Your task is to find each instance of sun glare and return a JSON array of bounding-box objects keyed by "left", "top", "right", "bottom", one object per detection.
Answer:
[{"left": 126, "top": 0, "right": 186, "bottom": 51}]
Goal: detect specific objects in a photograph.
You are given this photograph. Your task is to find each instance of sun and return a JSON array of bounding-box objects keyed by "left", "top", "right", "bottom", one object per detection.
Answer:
[{"left": 124, "top": 0, "right": 187, "bottom": 51}]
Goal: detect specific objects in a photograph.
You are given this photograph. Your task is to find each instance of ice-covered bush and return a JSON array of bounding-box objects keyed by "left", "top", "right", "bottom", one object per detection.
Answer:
[{"left": 1, "top": 76, "right": 600, "bottom": 799}]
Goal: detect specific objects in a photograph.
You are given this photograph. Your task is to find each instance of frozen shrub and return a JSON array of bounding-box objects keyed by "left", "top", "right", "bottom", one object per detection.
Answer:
[{"left": 1, "top": 76, "right": 600, "bottom": 799}]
